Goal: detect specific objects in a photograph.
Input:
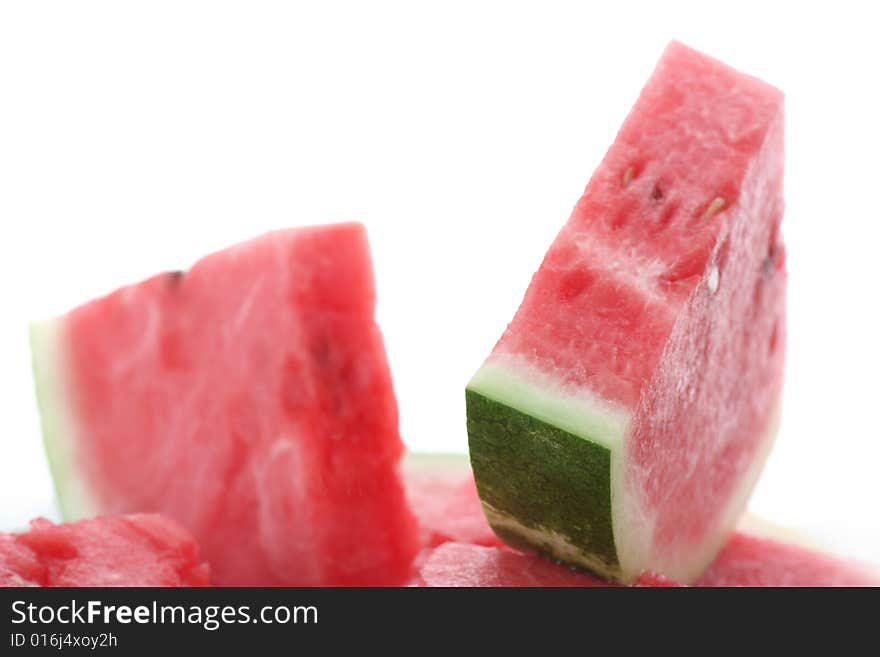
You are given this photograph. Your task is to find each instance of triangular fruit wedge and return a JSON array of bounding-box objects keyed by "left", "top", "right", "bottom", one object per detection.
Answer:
[
  {"left": 466, "top": 41, "right": 786, "bottom": 583},
  {"left": 30, "top": 224, "right": 419, "bottom": 585}
]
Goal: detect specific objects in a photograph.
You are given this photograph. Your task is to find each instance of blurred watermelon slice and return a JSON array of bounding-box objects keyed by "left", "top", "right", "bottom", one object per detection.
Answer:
[
  {"left": 1, "top": 514, "right": 209, "bottom": 587},
  {"left": 30, "top": 224, "right": 418, "bottom": 586},
  {"left": 467, "top": 41, "right": 787, "bottom": 583}
]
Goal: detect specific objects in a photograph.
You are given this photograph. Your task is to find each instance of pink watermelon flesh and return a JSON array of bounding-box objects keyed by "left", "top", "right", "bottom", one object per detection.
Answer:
[
  {"left": 0, "top": 514, "right": 209, "bottom": 587},
  {"left": 31, "top": 223, "right": 419, "bottom": 586},
  {"left": 467, "top": 41, "right": 786, "bottom": 583},
  {"left": 407, "top": 455, "right": 880, "bottom": 587},
  {"left": 420, "top": 542, "right": 608, "bottom": 587}
]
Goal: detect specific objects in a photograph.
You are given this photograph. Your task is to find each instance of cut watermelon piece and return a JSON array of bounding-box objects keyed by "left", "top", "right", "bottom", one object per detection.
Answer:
[
  {"left": 409, "top": 454, "right": 880, "bottom": 587},
  {"left": 420, "top": 542, "right": 609, "bottom": 587},
  {"left": 1, "top": 514, "right": 209, "bottom": 587},
  {"left": 467, "top": 42, "right": 786, "bottom": 583},
  {"left": 30, "top": 223, "right": 419, "bottom": 586}
]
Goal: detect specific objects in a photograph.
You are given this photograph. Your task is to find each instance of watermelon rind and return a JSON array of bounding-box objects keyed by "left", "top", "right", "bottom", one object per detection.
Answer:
[
  {"left": 466, "top": 355, "right": 630, "bottom": 577},
  {"left": 467, "top": 388, "right": 621, "bottom": 578},
  {"left": 29, "top": 320, "right": 98, "bottom": 522}
]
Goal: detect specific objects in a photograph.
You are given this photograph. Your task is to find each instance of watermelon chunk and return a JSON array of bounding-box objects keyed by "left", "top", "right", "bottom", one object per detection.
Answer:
[
  {"left": 1, "top": 514, "right": 209, "bottom": 587},
  {"left": 408, "top": 454, "right": 880, "bottom": 587},
  {"left": 30, "top": 223, "right": 419, "bottom": 586},
  {"left": 466, "top": 42, "right": 786, "bottom": 583}
]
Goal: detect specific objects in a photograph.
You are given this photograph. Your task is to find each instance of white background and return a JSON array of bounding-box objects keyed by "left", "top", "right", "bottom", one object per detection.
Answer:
[{"left": 1, "top": 1, "right": 878, "bottom": 564}]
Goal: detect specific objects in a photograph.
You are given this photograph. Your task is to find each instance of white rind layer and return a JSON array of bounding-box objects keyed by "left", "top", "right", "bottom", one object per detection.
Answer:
[
  {"left": 468, "top": 355, "right": 631, "bottom": 451},
  {"left": 29, "top": 320, "right": 99, "bottom": 522}
]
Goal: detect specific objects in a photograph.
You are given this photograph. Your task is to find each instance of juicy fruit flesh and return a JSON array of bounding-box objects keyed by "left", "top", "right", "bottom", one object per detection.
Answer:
[
  {"left": 0, "top": 515, "right": 209, "bottom": 587},
  {"left": 490, "top": 44, "right": 784, "bottom": 409},
  {"left": 467, "top": 41, "right": 786, "bottom": 583},
  {"left": 628, "top": 113, "right": 785, "bottom": 573},
  {"left": 34, "top": 224, "right": 418, "bottom": 586}
]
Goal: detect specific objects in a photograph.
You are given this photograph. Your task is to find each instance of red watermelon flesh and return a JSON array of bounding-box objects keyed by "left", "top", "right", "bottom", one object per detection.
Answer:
[
  {"left": 1, "top": 514, "right": 209, "bottom": 587},
  {"left": 0, "top": 534, "right": 45, "bottom": 587},
  {"left": 30, "top": 223, "right": 419, "bottom": 586},
  {"left": 467, "top": 41, "right": 786, "bottom": 583},
  {"left": 420, "top": 542, "right": 609, "bottom": 587}
]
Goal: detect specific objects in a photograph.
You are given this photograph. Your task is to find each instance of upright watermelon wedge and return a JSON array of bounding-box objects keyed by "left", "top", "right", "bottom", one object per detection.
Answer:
[
  {"left": 30, "top": 223, "right": 419, "bottom": 586},
  {"left": 467, "top": 42, "right": 786, "bottom": 583}
]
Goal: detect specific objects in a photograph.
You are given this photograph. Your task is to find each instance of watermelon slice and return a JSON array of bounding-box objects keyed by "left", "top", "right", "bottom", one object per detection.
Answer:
[
  {"left": 1, "top": 514, "right": 209, "bottom": 587},
  {"left": 30, "top": 223, "right": 419, "bottom": 586},
  {"left": 466, "top": 42, "right": 787, "bottom": 583},
  {"left": 407, "top": 454, "right": 880, "bottom": 587}
]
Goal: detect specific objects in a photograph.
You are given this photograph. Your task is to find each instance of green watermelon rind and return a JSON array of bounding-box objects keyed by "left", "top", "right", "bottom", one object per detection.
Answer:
[
  {"left": 466, "top": 387, "right": 622, "bottom": 580},
  {"left": 29, "top": 320, "right": 98, "bottom": 522},
  {"left": 466, "top": 357, "right": 630, "bottom": 580}
]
